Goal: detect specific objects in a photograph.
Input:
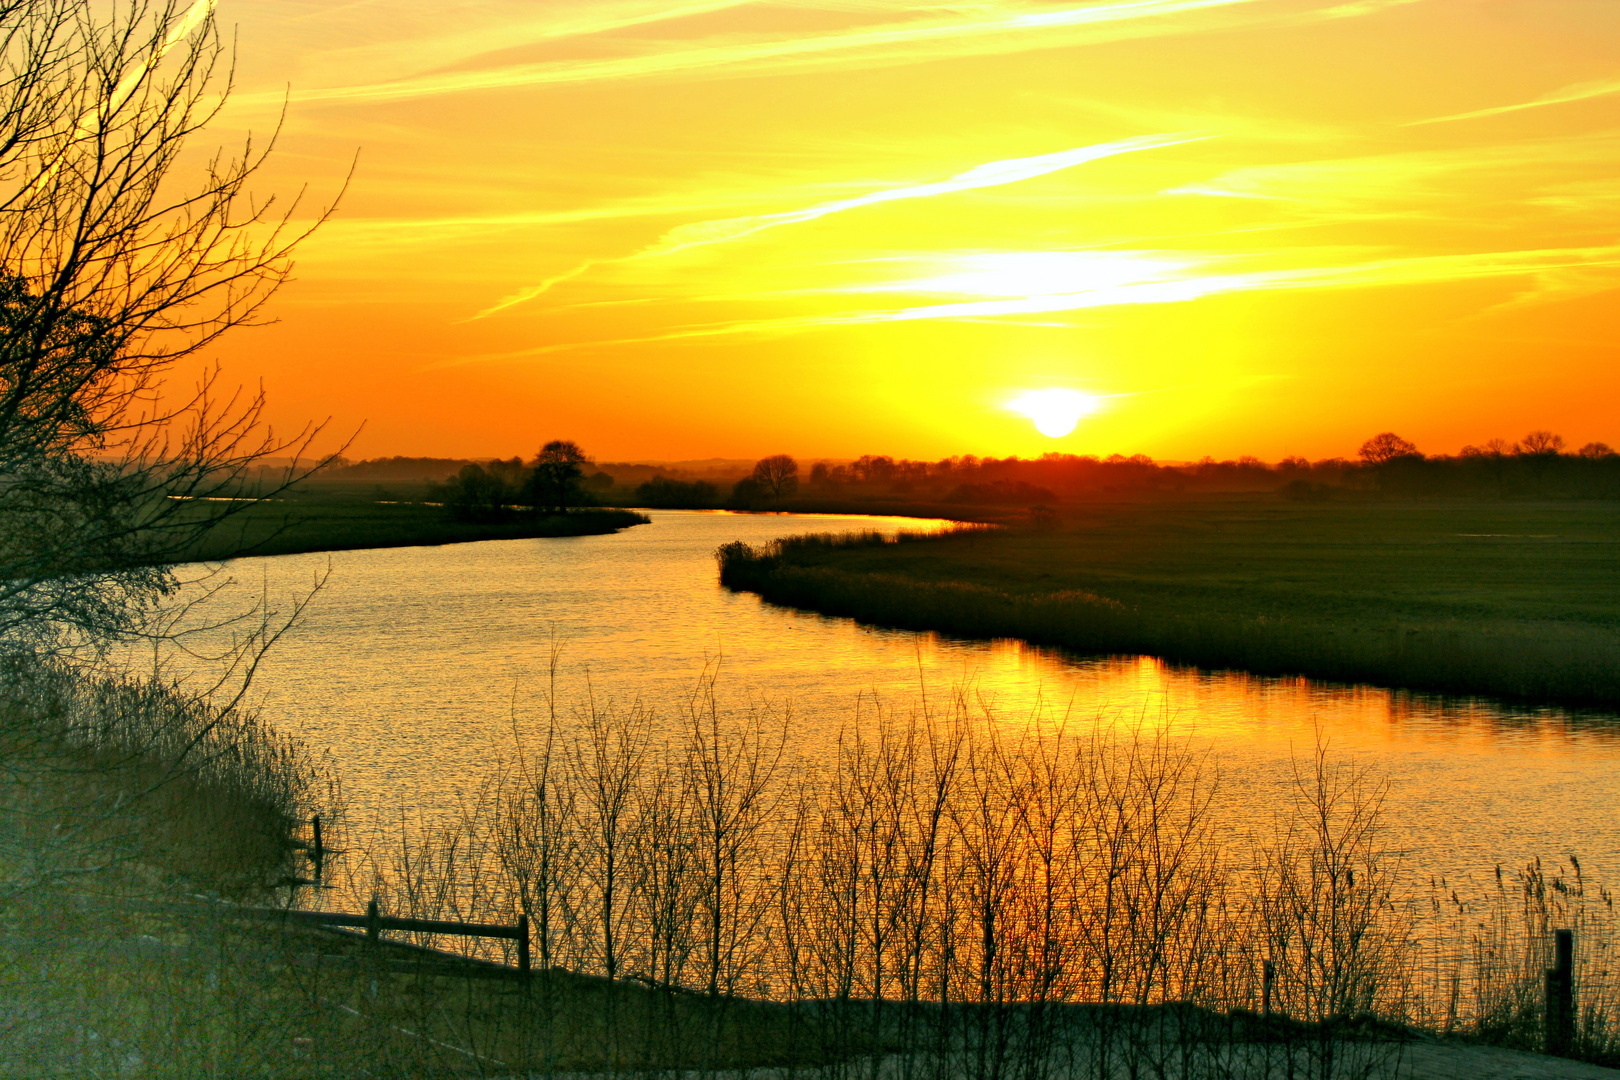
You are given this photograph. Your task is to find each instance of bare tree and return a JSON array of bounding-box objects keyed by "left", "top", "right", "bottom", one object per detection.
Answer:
[
  {"left": 496, "top": 639, "right": 580, "bottom": 973},
  {"left": 571, "top": 687, "right": 649, "bottom": 982},
  {"left": 1518, "top": 431, "right": 1565, "bottom": 456},
  {"left": 1255, "top": 740, "right": 1411, "bottom": 1024},
  {"left": 1357, "top": 433, "right": 1419, "bottom": 466},
  {"left": 0, "top": 0, "right": 345, "bottom": 655},
  {"left": 682, "top": 666, "right": 786, "bottom": 998},
  {"left": 751, "top": 453, "right": 799, "bottom": 500},
  {"left": 528, "top": 440, "right": 590, "bottom": 514}
]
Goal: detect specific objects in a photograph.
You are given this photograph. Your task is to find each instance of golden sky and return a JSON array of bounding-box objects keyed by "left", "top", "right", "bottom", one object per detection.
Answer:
[{"left": 210, "top": 0, "right": 1620, "bottom": 461}]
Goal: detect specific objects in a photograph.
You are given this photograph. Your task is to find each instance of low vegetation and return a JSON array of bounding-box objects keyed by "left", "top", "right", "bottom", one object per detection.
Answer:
[
  {"left": 174, "top": 496, "right": 649, "bottom": 562},
  {"left": 716, "top": 500, "right": 1620, "bottom": 706}
]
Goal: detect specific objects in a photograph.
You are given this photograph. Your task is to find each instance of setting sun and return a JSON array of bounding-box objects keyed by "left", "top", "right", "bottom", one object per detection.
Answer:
[{"left": 1008, "top": 389, "right": 1099, "bottom": 439}]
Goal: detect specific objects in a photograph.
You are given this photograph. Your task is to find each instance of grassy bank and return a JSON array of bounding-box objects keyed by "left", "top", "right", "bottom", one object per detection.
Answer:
[
  {"left": 177, "top": 498, "right": 650, "bottom": 562},
  {"left": 0, "top": 656, "right": 333, "bottom": 899},
  {"left": 716, "top": 497, "right": 1620, "bottom": 706}
]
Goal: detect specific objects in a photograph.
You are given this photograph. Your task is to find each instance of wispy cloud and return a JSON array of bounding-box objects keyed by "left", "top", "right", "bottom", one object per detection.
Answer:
[
  {"left": 296, "top": 196, "right": 775, "bottom": 257},
  {"left": 469, "top": 133, "right": 1204, "bottom": 319},
  {"left": 1163, "top": 135, "right": 1620, "bottom": 223},
  {"left": 250, "top": 0, "right": 1405, "bottom": 109},
  {"left": 441, "top": 244, "right": 1620, "bottom": 363},
  {"left": 643, "top": 135, "right": 1206, "bottom": 255},
  {"left": 282, "top": 1, "right": 761, "bottom": 91},
  {"left": 1407, "top": 75, "right": 1620, "bottom": 126}
]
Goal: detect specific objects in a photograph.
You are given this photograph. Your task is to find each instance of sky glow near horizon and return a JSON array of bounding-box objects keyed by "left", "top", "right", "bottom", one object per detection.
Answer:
[{"left": 209, "top": 0, "right": 1620, "bottom": 461}]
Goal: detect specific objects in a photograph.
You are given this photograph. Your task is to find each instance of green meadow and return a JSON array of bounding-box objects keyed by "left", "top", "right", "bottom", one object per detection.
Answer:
[{"left": 718, "top": 497, "right": 1620, "bottom": 706}]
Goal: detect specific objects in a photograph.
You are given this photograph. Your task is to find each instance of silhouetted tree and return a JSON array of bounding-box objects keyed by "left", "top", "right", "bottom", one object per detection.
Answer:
[
  {"left": 1516, "top": 430, "right": 1565, "bottom": 494},
  {"left": 1578, "top": 442, "right": 1616, "bottom": 460},
  {"left": 1519, "top": 430, "right": 1565, "bottom": 456},
  {"left": 751, "top": 454, "right": 799, "bottom": 500},
  {"left": 529, "top": 440, "right": 592, "bottom": 513},
  {"left": 1358, "top": 432, "right": 1420, "bottom": 465},
  {"left": 442, "top": 463, "right": 513, "bottom": 523},
  {"left": 0, "top": 0, "right": 341, "bottom": 652},
  {"left": 729, "top": 476, "right": 766, "bottom": 510}
]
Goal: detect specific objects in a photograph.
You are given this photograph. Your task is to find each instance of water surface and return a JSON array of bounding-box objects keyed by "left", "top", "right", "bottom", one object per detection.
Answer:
[{"left": 180, "top": 510, "right": 1620, "bottom": 889}]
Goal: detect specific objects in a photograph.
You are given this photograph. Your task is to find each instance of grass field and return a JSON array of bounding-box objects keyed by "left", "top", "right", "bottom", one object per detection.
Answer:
[
  {"left": 718, "top": 496, "right": 1620, "bottom": 706},
  {"left": 176, "top": 499, "right": 649, "bottom": 562}
]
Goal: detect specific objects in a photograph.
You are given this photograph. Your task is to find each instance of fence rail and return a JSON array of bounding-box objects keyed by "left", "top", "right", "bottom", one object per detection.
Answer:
[{"left": 136, "top": 894, "right": 532, "bottom": 979}]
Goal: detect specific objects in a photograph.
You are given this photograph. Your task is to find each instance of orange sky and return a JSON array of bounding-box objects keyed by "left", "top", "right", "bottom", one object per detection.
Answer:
[{"left": 206, "top": 0, "right": 1620, "bottom": 462}]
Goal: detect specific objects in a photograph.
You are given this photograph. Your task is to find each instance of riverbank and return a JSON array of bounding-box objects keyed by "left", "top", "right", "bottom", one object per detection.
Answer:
[
  {"left": 178, "top": 498, "right": 650, "bottom": 561},
  {"left": 716, "top": 497, "right": 1620, "bottom": 707}
]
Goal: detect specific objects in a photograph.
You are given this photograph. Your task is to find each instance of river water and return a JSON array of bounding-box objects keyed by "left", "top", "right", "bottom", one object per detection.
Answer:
[{"left": 179, "top": 509, "right": 1620, "bottom": 890}]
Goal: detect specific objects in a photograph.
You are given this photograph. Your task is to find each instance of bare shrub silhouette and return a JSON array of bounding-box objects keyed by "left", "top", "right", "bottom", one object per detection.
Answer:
[{"left": 301, "top": 676, "right": 1620, "bottom": 1078}]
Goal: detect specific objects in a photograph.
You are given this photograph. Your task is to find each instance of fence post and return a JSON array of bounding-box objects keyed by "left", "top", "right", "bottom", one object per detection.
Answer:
[
  {"left": 366, "top": 897, "right": 380, "bottom": 946},
  {"left": 1545, "top": 928, "right": 1574, "bottom": 1056},
  {"left": 1263, "top": 959, "right": 1275, "bottom": 1018},
  {"left": 310, "top": 815, "right": 323, "bottom": 878},
  {"left": 517, "top": 910, "right": 530, "bottom": 982}
]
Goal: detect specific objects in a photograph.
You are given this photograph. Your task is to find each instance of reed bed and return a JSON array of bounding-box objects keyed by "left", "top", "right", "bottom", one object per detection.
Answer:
[
  {"left": 0, "top": 654, "right": 337, "bottom": 900},
  {"left": 716, "top": 531, "right": 1620, "bottom": 707}
]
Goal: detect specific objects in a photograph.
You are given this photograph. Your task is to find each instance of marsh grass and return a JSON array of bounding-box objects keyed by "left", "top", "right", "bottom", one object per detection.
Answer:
[
  {"left": 0, "top": 655, "right": 336, "bottom": 899},
  {"left": 0, "top": 653, "right": 347, "bottom": 1075},
  {"left": 716, "top": 526, "right": 1620, "bottom": 706},
  {"left": 1417, "top": 859, "right": 1620, "bottom": 1065}
]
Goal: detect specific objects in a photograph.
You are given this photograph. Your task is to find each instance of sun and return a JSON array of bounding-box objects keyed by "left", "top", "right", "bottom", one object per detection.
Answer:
[{"left": 1008, "top": 389, "right": 1097, "bottom": 438}]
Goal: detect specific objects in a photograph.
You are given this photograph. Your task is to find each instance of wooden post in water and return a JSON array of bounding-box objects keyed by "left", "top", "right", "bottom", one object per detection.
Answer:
[
  {"left": 310, "top": 815, "right": 323, "bottom": 879},
  {"left": 1546, "top": 929, "right": 1575, "bottom": 1056},
  {"left": 517, "top": 910, "right": 530, "bottom": 981},
  {"left": 1263, "top": 959, "right": 1276, "bottom": 1018}
]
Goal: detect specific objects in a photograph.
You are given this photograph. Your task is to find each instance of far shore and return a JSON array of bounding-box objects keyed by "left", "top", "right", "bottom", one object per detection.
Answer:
[
  {"left": 175, "top": 500, "right": 650, "bottom": 562},
  {"left": 717, "top": 496, "right": 1620, "bottom": 709}
]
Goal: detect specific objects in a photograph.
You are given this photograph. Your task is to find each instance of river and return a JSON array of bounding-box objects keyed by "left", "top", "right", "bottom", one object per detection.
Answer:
[{"left": 177, "top": 509, "right": 1620, "bottom": 891}]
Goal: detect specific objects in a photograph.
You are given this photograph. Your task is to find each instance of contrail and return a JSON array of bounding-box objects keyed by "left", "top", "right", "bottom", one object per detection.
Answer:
[
  {"left": 469, "top": 132, "right": 1206, "bottom": 320},
  {"left": 1406, "top": 75, "right": 1620, "bottom": 126}
]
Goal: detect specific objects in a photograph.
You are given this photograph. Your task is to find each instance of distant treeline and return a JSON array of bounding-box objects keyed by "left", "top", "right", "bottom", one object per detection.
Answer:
[
  {"left": 644, "top": 430, "right": 1620, "bottom": 511},
  {"left": 434, "top": 441, "right": 616, "bottom": 522},
  {"left": 299, "top": 430, "right": 1620, "bottom": 512}
]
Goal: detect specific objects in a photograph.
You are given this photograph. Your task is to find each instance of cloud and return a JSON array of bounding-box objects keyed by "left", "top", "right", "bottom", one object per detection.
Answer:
[
  {"left": 249, "top": 0, "right": 1402, "bottom": 109},
  {"left": 469, "top": 132, "right": 1204, "bottom": 319},
  {"left": 438, "top": 243, "right": 1620, "bottom": 363},
  {"left": 1162, "top": 135, "right": 1620, "bottom": 224},
  {"left": 1407, "top": 75, "right": 1620, "bottom": 126},
  {"left": 643, "top": 135, "right": 1207, "bottom": 256},
  {"left": 795, "top": 244, "right": 1620, "bottom": 325}
]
